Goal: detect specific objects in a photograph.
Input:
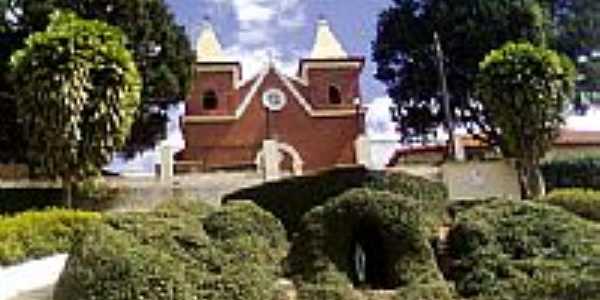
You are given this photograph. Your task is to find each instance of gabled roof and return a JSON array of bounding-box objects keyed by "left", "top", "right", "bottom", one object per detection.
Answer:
[{"left": 555, "top": 130, "right": 600, "bottom": 145}]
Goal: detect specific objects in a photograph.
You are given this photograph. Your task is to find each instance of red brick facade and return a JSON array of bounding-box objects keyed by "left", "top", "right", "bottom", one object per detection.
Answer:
[{"left": 178, "top": 57, "right": 365, "bottom": 173}]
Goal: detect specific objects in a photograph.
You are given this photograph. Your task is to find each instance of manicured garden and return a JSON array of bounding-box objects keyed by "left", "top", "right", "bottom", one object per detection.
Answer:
[{"left": 4, "top": 166, "right": 600, "bottom": 300}]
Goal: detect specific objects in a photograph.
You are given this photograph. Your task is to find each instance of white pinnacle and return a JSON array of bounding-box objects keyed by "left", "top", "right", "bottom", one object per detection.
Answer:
[
  {"left": 196, "top": 21, "right": 229, "bottom": 62},
  {"left": 310, "top": 18, "right": 349, "bottom": 59}
]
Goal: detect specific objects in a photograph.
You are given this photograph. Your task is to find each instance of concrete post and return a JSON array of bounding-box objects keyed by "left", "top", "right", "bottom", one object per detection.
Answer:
[
  {"left": 454, "top": 136, "right": 466, "bottom": 162},
  {"left": 262, "top": 139, "right": 281, "bottom": 181},
  {"left": 160, "top": 144, "right": 174, "bottom": 183},
  {"left": 368, "top": 138, "right": 399, "bottom": 171},
  {"left": 355, "top": 135, "right": 371, "bottom": 168}
]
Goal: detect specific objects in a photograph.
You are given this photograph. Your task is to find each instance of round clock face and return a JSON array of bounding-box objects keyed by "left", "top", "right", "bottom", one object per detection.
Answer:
[{"left": 262, "top": 88, "right": 287, "bottom": 111}]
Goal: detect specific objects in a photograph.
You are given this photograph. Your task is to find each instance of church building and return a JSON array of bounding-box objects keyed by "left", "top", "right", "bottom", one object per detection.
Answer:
[{"left": 178, "top": 19, "right": 365, "bottom": 175}]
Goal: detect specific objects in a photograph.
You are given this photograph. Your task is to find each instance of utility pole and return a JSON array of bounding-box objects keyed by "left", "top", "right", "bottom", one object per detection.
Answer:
[{"left": 434, "top": 32, "right": 456, "bottom": 159}]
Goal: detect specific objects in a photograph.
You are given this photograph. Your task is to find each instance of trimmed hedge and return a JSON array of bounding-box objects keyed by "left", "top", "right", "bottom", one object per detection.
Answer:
[
  {"left": 55, "top": 201, "right": 288, "bottom": 300},
  {"left": 0, "top": 188, "right": 63, "bottom": 214},
  {"left": 286, "top": 188, "right": 448, "bottom": 291},
  {"left": 542, "top": 156, "right": 600, "bottom": 190},
  {"left": 446, "top": 200, "right": 600, "bottom": 299},
  {"left": 204, "top": 202, "right": 288, "bottom": 255},
  {"left": 0, "top": 209, "right": 101, "bottom": 265},
  {"left": 0, "top": 180, "right": 120, "bottom": 214},
  {"left": 224, "top": 166, "right": 447, "bottom": 236},
  {"left": 539, "top": 188, "right": 600, "bottom": 222}
]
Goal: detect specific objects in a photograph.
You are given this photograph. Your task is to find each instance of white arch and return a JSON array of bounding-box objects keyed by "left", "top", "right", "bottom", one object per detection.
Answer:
[{"left": 255, "top": 142, "right": 304, "bottom": 177}]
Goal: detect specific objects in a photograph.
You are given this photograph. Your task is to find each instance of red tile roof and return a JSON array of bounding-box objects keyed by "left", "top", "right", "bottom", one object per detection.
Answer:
[{"left": 555, "top": 130, "right": 600, "bottom": 145}]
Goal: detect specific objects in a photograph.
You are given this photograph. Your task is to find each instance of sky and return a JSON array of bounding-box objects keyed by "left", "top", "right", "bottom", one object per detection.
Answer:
[{"left": 165, "top": 0, "right": 394, "bottom": 102}]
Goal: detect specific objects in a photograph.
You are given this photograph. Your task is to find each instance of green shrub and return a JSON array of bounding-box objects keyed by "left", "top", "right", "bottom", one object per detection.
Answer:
[
  {"left": 54, "top": 223, "right": 192, "bottom": 300},
  {"left": 71, "top": 178, "right": 122, "bottom": 211},
  {"left": 542, "top": 156, "right": 600, "bottom": 190},
  {"left": 296, "top": 284, "right": 359, "bottom": 300},
  {"left": 153, "top": 197, "right": 216, "bottom": 219},
  {"left": 56, "top": 201, "right": 285, "bottom": 300},
  {"left": 446, "top": 200, "right": 600, "bottom": 299},
  {"left": 224, "top": 166, "right": 447, "bottom": 237},
  {"left": 539, "top": 188, "right": 600, "bottom": 222},
  {"left": 394, "top": 282, "right": 456, "bottom": 300},
  {"left": 0, "top": 208, "right": 101, "bottom": 265},
  {"left": 204, "top": 202, "right": 288, "bottom": 258},
  {"left": 286, "top": 188, "right": 446, "bottom": 291}
]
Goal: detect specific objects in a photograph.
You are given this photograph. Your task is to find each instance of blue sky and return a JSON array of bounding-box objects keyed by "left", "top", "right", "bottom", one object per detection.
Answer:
[{"left": 165, "top": 0, "right": 393, "bottom": 101}]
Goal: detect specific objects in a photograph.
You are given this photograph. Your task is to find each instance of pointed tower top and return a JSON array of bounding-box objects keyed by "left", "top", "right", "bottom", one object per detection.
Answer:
[
  {"left": 196, "top": 20, "right": 230, "bottom": 62},
  {"left": 310, "top": 17, "right": 348, "bottom": 59}
]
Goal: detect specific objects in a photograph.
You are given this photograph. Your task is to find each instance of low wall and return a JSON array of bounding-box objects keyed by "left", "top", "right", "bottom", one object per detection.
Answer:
[
  {"left": 0, "top": 164, "right": 29, "bottom": 180},
  {"left": 0, "top": 172, "right": 264, "bottom": 214},
  {"left": 442, "top": 160, "right": 521, "bottom": 201}
]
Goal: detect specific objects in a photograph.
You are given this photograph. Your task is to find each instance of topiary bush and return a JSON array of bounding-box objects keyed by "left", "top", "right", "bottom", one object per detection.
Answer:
[
  {"left": 204, "top": 202, "right": 288, "bottom": 257},
  {"left": 394, "top": 282, "right": 456, "bottom": 300},
  {"left": 542, "top": 156, "right": 600, "bottom": 191},
  {"left": 54, "top": 223, "right": 192, "bottom": 300},
  {"left": 446, "top": 199, "right": 600, "bottom": 299},
  {"left": 0, "top": 208, "right": 101, "bottom": 265},
  {"left": 55, "top": 201, "right": 287, "bottom": 300},
  {"left": 286, "top": 188, "right": 447, "bottom": 291},
  {"left": 539, "top": 188, "right": 600, "bottom": 222},
  {"left": 224, "top": 166, "right": 447, "bottom": 237}
]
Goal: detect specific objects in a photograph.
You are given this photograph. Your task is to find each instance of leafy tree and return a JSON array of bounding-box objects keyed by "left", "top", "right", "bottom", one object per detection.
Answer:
[
  {"left": 476, "top": 42, "right": 575, "bottom": 198},
  {"left": 373, "top": 0, "right": 548, "bottom": 142},
  {"left": 0, "top": 0, "right": 192, "bottom": 161},
  {"left": 544, "top": 0, "right": 600, "bottom": 58},
  {"left": 373, "top": 0, "right": 545, "bottom": 142},
  {"left": 10, "top": 11, "right": 141, "bottom": 205}
]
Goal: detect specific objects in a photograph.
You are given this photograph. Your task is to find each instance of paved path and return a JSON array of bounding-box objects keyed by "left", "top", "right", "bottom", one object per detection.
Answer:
[
  {"left": 8, "top": 286, "right": 53, "bottom": 300},
  {"left": 1, "top": 255, "right": 67, "bottom": 300}
]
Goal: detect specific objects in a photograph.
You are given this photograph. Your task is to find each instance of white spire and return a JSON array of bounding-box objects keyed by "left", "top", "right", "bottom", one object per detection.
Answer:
[
  {"left": 196, "top": 20, "right": 229, "bottom": 62},
  {"left": 310, "top": 18, "right": 348, "bottom": 59}
]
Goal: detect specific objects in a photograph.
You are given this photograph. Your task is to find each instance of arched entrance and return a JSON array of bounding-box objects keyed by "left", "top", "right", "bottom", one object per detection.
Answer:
[{"left": 255, "top": 141, "right": 304, "bottom": 177}]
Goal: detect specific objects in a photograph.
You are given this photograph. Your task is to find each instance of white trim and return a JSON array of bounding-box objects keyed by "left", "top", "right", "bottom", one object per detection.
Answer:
[
  {"left": 184, "top": 66, "right": 360, "bottom": 124},
  {"left": 234, "top": 67, "right": 269, "bottom": 118}
]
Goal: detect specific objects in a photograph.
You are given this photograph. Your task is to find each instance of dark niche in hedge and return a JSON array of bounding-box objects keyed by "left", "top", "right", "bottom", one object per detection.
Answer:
[
  {"left": 285, "top": 188, "right": 447, "bottom": 291},
  {"left": 348, "top": 218, "right": 389, "bottom": 288}
]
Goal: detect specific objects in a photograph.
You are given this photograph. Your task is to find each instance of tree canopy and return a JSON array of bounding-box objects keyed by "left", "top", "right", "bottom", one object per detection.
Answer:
[
  {"left": 0, "top": 0, "right": 193, "bottom": 161},
  {"left": 10, "top": 11, "right": 140, "bottom": 186},
  {"left": 476, "top": 42, "right": 575, "bottom": 198},
  {"left": 373, "top": 0, "right": 597, "bottom": 142}
]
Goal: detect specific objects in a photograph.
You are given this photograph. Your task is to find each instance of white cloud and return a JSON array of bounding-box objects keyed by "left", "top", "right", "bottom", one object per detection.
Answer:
[{"left": 206, "top": 0, "right": 308, "bottom": 79}]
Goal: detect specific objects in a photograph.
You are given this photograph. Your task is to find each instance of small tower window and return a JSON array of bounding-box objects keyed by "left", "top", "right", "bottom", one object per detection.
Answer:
[
  {"left": 203, "top": 90, "right": 218, "bottom": 110},
  {"left": 329, "top": 86, "right": 342, "bottom": 104}
]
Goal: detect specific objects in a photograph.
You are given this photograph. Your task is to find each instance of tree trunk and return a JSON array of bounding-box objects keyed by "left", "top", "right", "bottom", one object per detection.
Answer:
[
  {"left": 63, "top": 179, "right": 73, "bottom": 208},
  {"left": 519, "top": 162, "right": 546, "bottom": 200}
]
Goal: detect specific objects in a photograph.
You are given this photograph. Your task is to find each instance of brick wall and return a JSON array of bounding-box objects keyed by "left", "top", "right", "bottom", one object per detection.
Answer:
[{"left": 181, "top": 66, "right": 361, "bottom": 172}]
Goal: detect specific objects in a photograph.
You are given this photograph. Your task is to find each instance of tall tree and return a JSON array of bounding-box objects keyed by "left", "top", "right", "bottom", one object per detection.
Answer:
[
  {"left": 476, "top": 42, "right": 575, "bottom": 198},
  {"left": 11, "top": 11, "right": 141, "bottom": 205},
  {"left": 373, "top": 0, "right": 548, "bottom": 142},
  {"left": 0, "top": 0, "right": 193, "bottom": 161},
  {"left": 544, "top": 0, "right": 600, "bottom": 58}
]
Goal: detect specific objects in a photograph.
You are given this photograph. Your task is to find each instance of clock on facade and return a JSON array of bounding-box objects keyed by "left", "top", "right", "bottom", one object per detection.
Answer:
[{"left": 262, "top": 88, "right": 287, "bottom": 111}]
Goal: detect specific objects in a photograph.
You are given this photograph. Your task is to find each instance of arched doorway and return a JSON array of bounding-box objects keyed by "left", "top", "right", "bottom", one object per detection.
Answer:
[{"left": 255, "top": 142, "right": 304, "bottom": 177}]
